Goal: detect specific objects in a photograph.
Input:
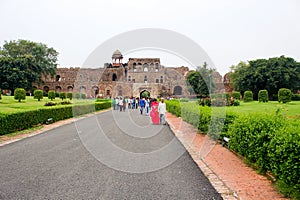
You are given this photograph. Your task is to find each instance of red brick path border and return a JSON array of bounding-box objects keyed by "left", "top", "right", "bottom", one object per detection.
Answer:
[{"left": 166, "top": 112, "right": 288, "bottom": 200}]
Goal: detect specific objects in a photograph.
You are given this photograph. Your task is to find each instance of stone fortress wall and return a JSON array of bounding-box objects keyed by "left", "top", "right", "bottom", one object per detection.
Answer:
[{"left": 36, "top": 50, "right": 231, "bottom": 98}]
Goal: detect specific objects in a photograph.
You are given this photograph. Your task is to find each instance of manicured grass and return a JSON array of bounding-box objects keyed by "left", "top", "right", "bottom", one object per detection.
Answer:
[
  {"left": 226, "top": 101, "right": 300, "bottom": 117},
  {"left": 0, "top": 96, "right": 93, "bottom": 114}
]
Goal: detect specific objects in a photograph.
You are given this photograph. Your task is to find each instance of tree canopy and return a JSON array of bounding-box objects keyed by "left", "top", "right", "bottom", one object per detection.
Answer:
[
  {"left": 0, "top": 39, "right": 58, "bottom": 93},
  {"left": 186, "top": 62, "right": 216, "bottom": 97},
  {"left": 230, "top": 56, "right": 300, "bottom": 99}
]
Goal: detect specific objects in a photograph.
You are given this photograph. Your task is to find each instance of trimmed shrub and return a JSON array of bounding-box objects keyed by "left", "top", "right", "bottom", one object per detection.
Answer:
[
  {"left": 44, "top": 102, "right": 56, "bottom": 106},
  {"left": 34, "top": 90, "right": 43, "bottom": 101},
  {"left": 67, "top": 92, "right": 73, "bottom": 100},
  {"left": 268, "top": 124, "right": 300, "bottom": 196},
  {"left": 59, "top": 92, "right": 66, "bottom": 100},
  {"left": 55, "top": 92, "right": 59, "bottom": 97},
  {"left": 292, "top": 94, "right": 300, "bottom": 101},
  {"left": 232, "top": 91, "right": 241, "bottom": 100},
  {"left": 243, "top": 90, "right": 253, "bottom": 102},
  {"left": 14, "top": 88, "right": 26, "bottom": 102},
  {"left": 60, "top": 101, "right": 72, "bottom": 105},
  {"left": 48, "top": 90, "right": 55, "bottom": 100},
  {"left": 258, "top": 89, "right": 268, "bottom": 102},
  {"left": 75, "top": 93, "right": 80, "bottom": 99},
  {"left": 278, "top": 88, "right": 292, "bottom": 103},
  {"left": 81, "top": 93, "right": 87, "bottom": 99}
]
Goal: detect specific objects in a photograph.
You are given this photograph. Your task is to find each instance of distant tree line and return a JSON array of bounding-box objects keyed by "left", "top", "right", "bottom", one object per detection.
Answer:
[{"left": 229, "top": 56, "right": 300, "bottom": 100}]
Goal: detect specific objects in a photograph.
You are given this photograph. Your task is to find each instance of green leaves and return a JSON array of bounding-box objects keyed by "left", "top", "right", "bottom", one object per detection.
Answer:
[
  {"left": 0, "top": 39, "right": 58, "bottom": 93},
  {"left": 186, "top": 63, "right": 216, "bottom": 97},
  {"left": 14, "top": 88, "right": 26, "bottom": 102},
  {"left": 230, "top": 56, "right": 300, "bottom": 100}
]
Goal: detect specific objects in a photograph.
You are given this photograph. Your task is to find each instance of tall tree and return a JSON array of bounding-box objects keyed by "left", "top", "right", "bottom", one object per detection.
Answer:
[
  {"left": 230, "top": 56, "right": 300, "bottom": 99},
  {"left": 0, "top": 39, "right": 58, "bottom": 94},
  {"left": 187, "top": 62, "right": 216, "bottom": 97}
]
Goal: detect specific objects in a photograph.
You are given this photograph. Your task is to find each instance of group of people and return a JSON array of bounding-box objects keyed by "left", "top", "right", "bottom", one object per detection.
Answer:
[{"left": 112, "top": 97, "right": 167, "bottom": 125}]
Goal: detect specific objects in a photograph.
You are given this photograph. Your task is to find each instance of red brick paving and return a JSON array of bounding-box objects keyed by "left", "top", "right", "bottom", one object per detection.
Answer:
[{"left": 166, "top": 112, "right": 288, "bottom": 200}]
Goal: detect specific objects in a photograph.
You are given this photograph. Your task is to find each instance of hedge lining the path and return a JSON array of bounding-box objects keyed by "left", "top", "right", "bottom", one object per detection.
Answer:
[
  {"left": 166, "top": 100, "right": 300, "bottom": 198},
  {"left": 0, "top": 102, "right": 111, "bottom": 135}
]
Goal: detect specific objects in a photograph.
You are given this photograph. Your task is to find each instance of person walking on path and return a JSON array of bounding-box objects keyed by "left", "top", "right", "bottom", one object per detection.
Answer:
[
  {"left": 158, "top": 98, "right": 166, "bottom": 125},
  {"left": 119, "top": 97, "right": 123, "bottom": 112},
  {"left": 145, "top": 98, "right": 150, "bottom": 116},
  {"left": 139, "top": 98, "right": 145, "bottom": 115},
  {"left": 150, "top": 99, "right": 159, "bottom": 124},
  {"left": 112, "top": 98, "right": 117, "bottom": 110},
  {"left": 122, "top": 98, "right": 127, "bottom": 112}
]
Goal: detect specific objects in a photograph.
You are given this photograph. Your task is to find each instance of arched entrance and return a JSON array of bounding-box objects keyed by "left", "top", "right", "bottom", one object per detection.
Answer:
[
  {"left": 140, "top": 90, "right": 150, "bottom": 98},
  {"left": 174, "top": 86, "right": 182, "bottom": 95}
]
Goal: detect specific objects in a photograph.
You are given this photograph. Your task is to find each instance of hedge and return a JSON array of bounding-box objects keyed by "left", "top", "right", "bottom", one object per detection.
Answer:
[
  {"left": 292, "top": 94, "right": 300, "bottom": 101},
  {"left": 228, "top": 113, "right": 300, "bottom": 196},
  {"left": 0, "top": 102, "right": 111, "bottom": 135},
  {"left": 232, "top": 91, "right": 241, "bottom": 100},
  {"left": 166, "top": 100, "right": 300, "bottom": 198},
  {"left": 278, "top": 88, "right": 292, "bottom": 103},
  {"left": 243, "top": 90, "right": 253, "bottom": 102},
  {"left": 258, "top": 90, "right": 268, "bottom": 102}
]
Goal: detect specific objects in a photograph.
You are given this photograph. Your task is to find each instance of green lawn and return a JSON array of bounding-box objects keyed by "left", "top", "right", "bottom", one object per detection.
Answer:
[
  {"left": 0, "top": 96, "right": 93, "bottom": 114},
  {"left": 226, "top": 101, "right": 300, "bottom": 118}
]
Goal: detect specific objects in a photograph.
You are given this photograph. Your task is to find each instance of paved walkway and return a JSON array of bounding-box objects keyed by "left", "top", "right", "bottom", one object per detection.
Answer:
[
  {"left": 166, "top": 112, "right": 288, "bottom": 200},
  {"left": 0, "top": 109, "right": 222, "bottom": 199}
]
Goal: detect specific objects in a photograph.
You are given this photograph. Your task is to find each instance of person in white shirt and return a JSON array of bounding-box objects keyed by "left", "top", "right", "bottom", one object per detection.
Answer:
[{"left": 158, "top": 98, "right": 167, "bottom": 125}]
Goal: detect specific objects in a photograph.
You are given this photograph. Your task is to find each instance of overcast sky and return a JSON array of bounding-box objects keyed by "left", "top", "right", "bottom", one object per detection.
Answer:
[{"left": 1, "top": 0, "right": 299, "bottom": 75}]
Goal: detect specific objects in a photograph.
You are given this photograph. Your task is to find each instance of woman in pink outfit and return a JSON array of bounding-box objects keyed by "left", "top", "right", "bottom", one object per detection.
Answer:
[{"left": 150, "top": 99, "right": 160, "bottom": 125}]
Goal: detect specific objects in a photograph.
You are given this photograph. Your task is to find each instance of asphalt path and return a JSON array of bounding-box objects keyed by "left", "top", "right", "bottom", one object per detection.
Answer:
[{"left": 0, "top": 109, "right": 222, "bottom": 200}]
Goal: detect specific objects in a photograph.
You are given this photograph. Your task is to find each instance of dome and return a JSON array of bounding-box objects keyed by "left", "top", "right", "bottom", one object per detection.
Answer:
[{"left": 112, "top": 50, "right": 123, "bottom": 59}]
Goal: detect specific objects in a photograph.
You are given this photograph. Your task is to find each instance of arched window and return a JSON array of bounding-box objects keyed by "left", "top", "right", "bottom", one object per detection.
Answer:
[
  {"left": 160, "top": 76, "right": 163, "bottom": 83},
  {"left": 67, "top": 86, "right": 73, "bottom": 92},
  {"left": 143, "top": 63, "right": 149, "bottom": 72},
  {"left": 144, "top": 76, "right": 147, "bottom": 83},
  {"left": 133, "top": 63, "right": 137, "bottom": 72},
  {"left": 43, "top": 86, "right": 49, "bottom": 93},
  {"left": 112, "top": 73, "right": 117, "bottom": 81},
  {"left": 128, "top": 76, "right": 131, "bottom": 82},
  {"left": 155, "top": 63, "right": 159, "bottom": 72},
  {"left": 55, "top": 86, "right": 62, "bottom": 93}
]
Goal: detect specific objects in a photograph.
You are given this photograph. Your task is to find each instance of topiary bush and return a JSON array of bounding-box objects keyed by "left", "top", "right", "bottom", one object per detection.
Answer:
[
  {"left": 14, "top": 88, "right": 26, "bottom": 102},
  {"left": 243, "top": 90, "right": 253, "bottom": 102},
  {"left": 258, "top": 89, "right": 268, "bottom": 102},
  {"left": 59, "top": 92, "right": 66, "bottom": 100},
  {"left": 44, "top": 102, "right": 56, "bottom": 106},
  {"left": 292, "top": 94, "right": 300, "bottom": 101},
  {"left": 278, "top": 88, "right": 292, "bottom": 103},
  {"left": 48, "top": 90, "right": 55, "bottom": 100},
  {"left": 67, "top": 92, "right": 73, "bottom": 100},
  {"left": 75, "top": 93, "right": 80, "bottom": 99},
  {"left": 34, "top": 90, "right": 43, "bottom": 101},
  {"left": 232, "top": 91, "right": 241, "bottom": 100}
]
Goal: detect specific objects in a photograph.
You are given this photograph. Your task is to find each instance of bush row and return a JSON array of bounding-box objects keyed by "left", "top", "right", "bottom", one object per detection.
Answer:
[
  {"left": 228, "top": 113, "right": 300, "bottom": 198},
  {"left": 166, "top": 100, "right": 300, "bottom": 198},
  {"left": 0, "top": 102, "right": 111, "bottom": 135}
]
